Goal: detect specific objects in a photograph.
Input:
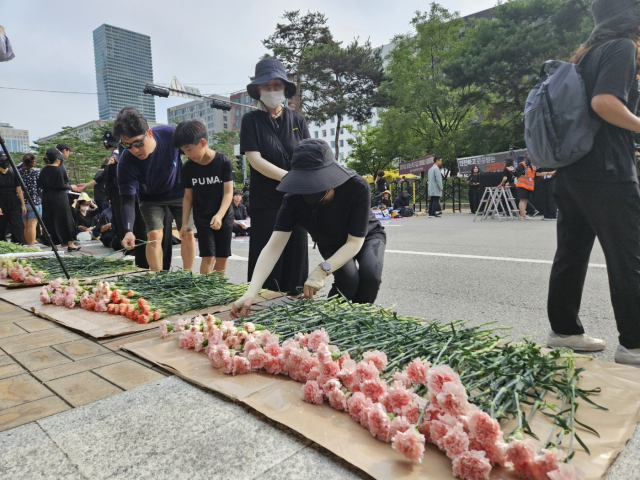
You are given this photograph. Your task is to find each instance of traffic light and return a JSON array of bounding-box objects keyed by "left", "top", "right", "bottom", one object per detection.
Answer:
[
  {"left": 210, "top": 100, "right": 232, "bottom": 112},
  {"left": 143, "top": 85, "right": 170, "bottom": 98}
]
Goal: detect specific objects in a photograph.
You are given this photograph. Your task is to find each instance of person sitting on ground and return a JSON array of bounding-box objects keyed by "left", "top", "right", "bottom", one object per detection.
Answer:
[
  {"left": 91, "top": 205, "right": 118, "bottom": 249},
  {"left": 175, "top": 120, "right": 234, "bottom": 275},
  {"left": 73, "top": 193, "right": 99, "bottom": 234},
  {"left": 232, "top": 190, "right": 250, "bottom": 237},
  {"left": 393, "top": 190, "right": 410, "bottom": 210},
  {"left": 380, "top": 190, "right": 392, "bottom": 209},
  {"left": 230, "top": 139, "right": 386, "bottom": 317}
]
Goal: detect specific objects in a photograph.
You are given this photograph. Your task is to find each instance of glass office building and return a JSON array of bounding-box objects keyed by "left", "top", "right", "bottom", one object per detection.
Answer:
[{"left": 93, "top": 24, "right": 156, "bottom": 121}]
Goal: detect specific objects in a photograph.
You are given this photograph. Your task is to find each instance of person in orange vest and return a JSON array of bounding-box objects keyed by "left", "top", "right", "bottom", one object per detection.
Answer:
[{"left": 514, "top": 154, "right": 539, "bottom": 219}]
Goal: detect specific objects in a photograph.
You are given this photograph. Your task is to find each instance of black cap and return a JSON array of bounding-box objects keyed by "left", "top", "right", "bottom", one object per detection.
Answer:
[
  {"left": 247, "top": 58, "right": 296, "bottom": 101},
  {"left": 401, "top": 191, "right": 409, "bottom": 197},
  {"left": 46, "top": 148, "right": 66, "bottom": 163},
  {"left": 100, "top": 131, "right": 119, "bottom": 148},
  {"left": 55, "top": 143, "right": 71, "bottom": 152},
  {"left": 277, "top": 139, "right": 355, "bottom": 195},
  {"left": 589, "top": 0, "right": 640, "bottom": 41}
]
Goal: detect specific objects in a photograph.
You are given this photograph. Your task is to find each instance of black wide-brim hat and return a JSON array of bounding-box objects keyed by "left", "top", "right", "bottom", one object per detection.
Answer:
[
  {"left": 247, "top": 58, "right": 297, "bottom": 101},
  {"left": 277, "top": 139, "right": 356, "bottom": 195},
  {"left": 589, "top": 0, "right": 640, "bottom": 41}
]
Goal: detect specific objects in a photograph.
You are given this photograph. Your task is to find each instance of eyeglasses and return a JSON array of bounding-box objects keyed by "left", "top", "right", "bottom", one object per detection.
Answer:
[
  {"left": 258, "top": 83, "right": 285, "bottom": 92},
  {"left": 120, "top": 132, "right": 147, "bottom": 149}
]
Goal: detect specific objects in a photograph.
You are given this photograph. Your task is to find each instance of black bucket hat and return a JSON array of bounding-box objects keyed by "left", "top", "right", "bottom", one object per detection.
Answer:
[
  {"left": 589, "top": 0, "right": 640, "bottom": 41},
  {"left": 45, "top": 148, "right": 66, "bottom": 163},
  {"left": 100, "top": 131, "right": 119, "bottom": 148},
  {"left": 247, "top": 58, "right": 296, "bottom": 101},
  {"left": 277, "top": 139, "right": 355, "bottom": 195}
]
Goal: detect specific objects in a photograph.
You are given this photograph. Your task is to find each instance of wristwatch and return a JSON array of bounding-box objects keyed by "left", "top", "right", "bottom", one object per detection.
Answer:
[{"left": 319, "top": 262, "right": 332, "bottom": 275}]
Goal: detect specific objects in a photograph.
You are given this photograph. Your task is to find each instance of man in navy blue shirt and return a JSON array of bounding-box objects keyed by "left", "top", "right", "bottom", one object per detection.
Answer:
[{"left": 113, "top": 107, "right": 195, "bottom": 271}]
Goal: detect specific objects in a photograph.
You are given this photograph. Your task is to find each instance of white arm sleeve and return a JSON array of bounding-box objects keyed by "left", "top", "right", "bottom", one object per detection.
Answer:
[
  {"left": 245, "top": 151, "right": 288, "bottom": 182},
  {"left": 304, "top": 235, "right": 365, "bottom": 290},
  {"left": 234, "top": 231, "right": 291, "bottom": 307}
]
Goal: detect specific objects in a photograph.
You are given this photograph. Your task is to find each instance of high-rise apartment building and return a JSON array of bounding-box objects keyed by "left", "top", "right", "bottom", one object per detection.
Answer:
[
  {"left": 167, "top": 95, "right": 232, "bottom": 143},
  {"left": 0, "top": 123, "right": 30, "bottom": 153},
  {"left": 93, "top": 24, "right": 156, "bottom": 121},
  {"left": 230, "top": 90, "right": 255, "bottom": 131}
]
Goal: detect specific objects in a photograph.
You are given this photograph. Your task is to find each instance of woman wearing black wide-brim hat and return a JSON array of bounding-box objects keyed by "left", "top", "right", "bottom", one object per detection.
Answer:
[
  {"left": 240, "top": 58, "right": 310, "bottom": 296},
  {"left": 231, "top": 139, "right": 387, "bottom": 317}
]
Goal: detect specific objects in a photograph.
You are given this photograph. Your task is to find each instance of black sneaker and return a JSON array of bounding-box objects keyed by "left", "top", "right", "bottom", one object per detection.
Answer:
[{"left": 531, "top": 210, "right": 539, "bottom": 218}]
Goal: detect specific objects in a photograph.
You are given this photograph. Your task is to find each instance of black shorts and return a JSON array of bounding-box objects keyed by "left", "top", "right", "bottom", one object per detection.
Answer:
[
  {"left": 196, "top": 221, "right": 233, "bottom": 258},
  {"left": 516, "top": 187, "right": 532, "bottom": 200}
]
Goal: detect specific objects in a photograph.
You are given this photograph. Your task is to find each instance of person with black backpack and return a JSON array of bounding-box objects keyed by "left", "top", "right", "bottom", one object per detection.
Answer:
[{"left": 543, "top": 0, "right": 640, "bottom": 366}]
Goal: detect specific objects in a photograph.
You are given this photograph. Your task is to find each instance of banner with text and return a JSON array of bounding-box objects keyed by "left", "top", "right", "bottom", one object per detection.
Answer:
[
  {"left": 399, "top": 155, "right": 435, "bottom": 175},
  {"left": 457, "top": 149, "right": 527, "bottom": 175}
]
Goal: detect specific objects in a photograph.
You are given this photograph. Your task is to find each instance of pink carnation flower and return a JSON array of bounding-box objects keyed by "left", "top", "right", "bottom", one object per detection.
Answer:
[
  {"left": 399, "top": 401, "right": 421, "bottom": 424},
  {"left": 427, "top": 364, "right": 459, "bottom": 395},
  {"left": 442, "top": 424, "right": 469, "bottom": 459},
  {"left": 159, "top": 320, "right": 169, "bottom": 339},
  {"left": 347, "top": 392, "right": 369, "bottom": 424},
  {"left": 391, "top": 371, "right": 412, "bottom": 388},
  {"left": 405, "top": 357, "right": 430, "bottom": 385},
  {"left": 222, "top": 354, "right": 234, "bottom": 374},
  {"left": 451, "top": 450, "right": 492, "bottom": 480},
  {"left": 40, "top": 291, "right": 51, "bottom": 304},
  {"left": 337, "top": 359, "right": 359, "bottom": 391},
  {"left": 389, "top": 415, "right": 412, "bottom": 440},
  {"left": 243, "top": 322, "right": 255, "bottom": 333},
  {"left": 308, "top": 366, "right": 321, "bottom": 382},
  {"left": 363, "top": 350, "right": 388, "bottom": 371},
  {"left": 209, "top": 344, "right": 230, "bottom": 368},
  {"left": 209, "top": 329, "right": 223, "bottom": 345},
  {"left": 483, "top": 440, "right": 508, "bottom": 467},
  {"left": 265, "top": 342, "right": 283, "bottom": 357},
  {"left": 336, "top": 351, "right": 351, "bottom": 369},
  {"left": 79, "top": 292, "right": 90, "bottom": 309},
  {"left": 387, "top": 383, "right": 413, "bottom": 414},
  {"left": 467, "top": 410, "right": 502, "bottom": 447},
  {"left": 260, "top": 329, "right": 279, "bottom": 346},
  {"left": 248, "top": 347, "right": 269, "bottom": 370},
  {"left": 505, "top": 439, "right": 537, "bottom": 477},
  {"left": 0, "top": 268, "right": 6, "bottom": 279},
  {"left": 302, "top": 380, "right": 324, "bottom": 404},
  {"left": 547, "top": 464, "right": 586, "bottom": 480},
  {"left": 355, "top": 361, "right": 380, "bottom": 386},
  {"left": 392, "top": 428, "right": 426, "bottom": 463},
  {"left": 179, "top": 330, "right": 196, "bottom": 350},
  {"left": 297, "top": 355, "right": 319, "bottom": 383},
  {"left": 264, "top": 354, "right": 285, "bottom": 375},
  {"left": 24, "top": 276, "right": 41, "bottom": 285},
  {"left": 282, "top": 339, "right": 300, "bottom": 361},
  {"left": 327, "top": 387, "right": 349, "bottom": 412},
  {"left": 319, "top": 359, "right": 340, "bottom": 384},
  {"left": 367, "top": 403, "right": 391, "bottom": 442},
  {"left": 232, "top": 355, "right": 252, "bottom": 375},
  {"left": 429, "top": 414, "right": 460, "bottom": 449},
  {"left": 307, "top": 328, "right": 330, "bottom": 351},
  {"left": 194, "top": 333, "right": 205, "bottom": 352},
  {"left": 432, "top": 380, "right": 469, "bottom": 417},
  {"left": 532, "top": 449, "right": 567, "bottom": 479},
  {"left": 54, "top": 293, "right": 66, "bottom": 307},
  {"left": 175, "top": 318, "right": 187, "bottom": 332},
  {"left": 361, "top": 379, "right": 388, "bottom": 403}
]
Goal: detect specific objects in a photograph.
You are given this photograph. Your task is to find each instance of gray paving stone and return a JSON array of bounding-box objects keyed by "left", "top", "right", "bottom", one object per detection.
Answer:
[
  {"left": 0, "top": 422, "right": 84, "bottom": 479},
  {"left": 608, "top": 424, "right": 640, "bottom": 480},
  {"left": 38, "top": 377, "right": 249, "bottom": 479},
  {"left": 259, "top": 443, "right": 371, "bottom": 480}
]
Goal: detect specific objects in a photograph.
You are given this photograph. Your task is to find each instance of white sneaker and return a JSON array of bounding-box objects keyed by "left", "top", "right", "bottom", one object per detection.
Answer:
[
  {"left": 546, "top": 331, "right": 606, "bottom": 351},
  {"left": 614, "top": 346, "right": 640, "bottom": 367}
]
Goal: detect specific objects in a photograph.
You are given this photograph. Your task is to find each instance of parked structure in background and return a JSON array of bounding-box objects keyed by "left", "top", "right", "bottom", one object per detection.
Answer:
[
  {"left": 93, "top": 24, "right": 156, "bottom": 122},
  {"left": 230, "top": 90, "right": 256, "bottom": 131},
  {"left": 0, "top": 123, "right": 29, "bottom": 153},
  {"left": 38, "top": 119, "right": 165, "bottom": 143},
  {"left": 167, "top": 94, "right": 232, "bottom": 143}
]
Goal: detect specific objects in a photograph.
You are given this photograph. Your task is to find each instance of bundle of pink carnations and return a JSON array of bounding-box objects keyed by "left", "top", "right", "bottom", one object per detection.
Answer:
[
  {"left": 0, "top": 259, "right": 45, "bottom": 284},
  {"left": 161, "top": 318, "right": 583, "bottom": 480}
]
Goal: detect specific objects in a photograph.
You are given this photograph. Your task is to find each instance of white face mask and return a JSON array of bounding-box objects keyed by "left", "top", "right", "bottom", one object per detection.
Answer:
[
  {"left": 260, "top": 90, "right": 285, "bottom": 109},
  {"left": 81, "top": 206, "right": 89, "bottom": 212}
]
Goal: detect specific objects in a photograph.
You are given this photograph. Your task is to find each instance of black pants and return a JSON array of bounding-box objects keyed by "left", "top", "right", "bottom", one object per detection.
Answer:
[
  {"left": 233, "top": 224, "right": 250, "bottom": 236},
  {"left": 428, "top": 196, "right": 441, "bottom": 216},
  {"left": 547, "top": 176, "right": 640, "bottom": 349},
  {"left": 540, "top": 179, "right": 557, "bottom": 219},
  {"left": 248, "top": 208, "right": 308, "bottom": 296},
  {"left": 469, "top": 187, "right": 480, "bottom": 213},
  {"left": 0, "top": 202, "right": 26, "bottom": 245},
  {"left": 319, "top": 236, "right": 386, "bottom": 304}
]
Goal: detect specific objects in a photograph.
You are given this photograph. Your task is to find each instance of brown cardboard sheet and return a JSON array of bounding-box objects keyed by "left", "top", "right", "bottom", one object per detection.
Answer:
[
  {"left": 0, "top": 288, "right": 282, "bottom": 339},
  {"left": 123, "top": 335, "right": 640, "bottom": 480}
]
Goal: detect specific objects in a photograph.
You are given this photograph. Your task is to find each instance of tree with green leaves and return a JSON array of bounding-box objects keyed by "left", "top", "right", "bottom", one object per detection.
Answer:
[
  {"left": 378, "top": 4, "right": 486, "bottom": 169},
  {"left": 303, "top": 38, "right": 384, "bottom": 160},
  {"left": 345, "top": 125, "right": 398, "bottom": 177},
  {"left": 262, "top": 10, "right": 332, "bottom": 113}
]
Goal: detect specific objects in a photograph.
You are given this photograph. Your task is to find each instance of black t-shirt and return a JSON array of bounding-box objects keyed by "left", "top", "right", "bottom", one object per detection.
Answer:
[
  {"left": 381, "top": 197, "right": 392, "bottom": 208},
  {"left": 559, "top": 39, "right": 639, "bottom": 183},
  {"left": 93, "top": 169, "right": 107, "bottom": 200},
  {"left": 232, "top": 202, "right": 248, "bottom": 220},
  {"left": 502, "top": 168, "right": 515, "bottom": 186},
  {"left": 0, "top": 168, "right": 18, "bottom": 197},
  {"left": 393, "top": 196, "right": 409, "bottom": 209},
  {"left": 376, "top": 177, "right": 389, "bottom": 193},
  {"left": 468, "top": 174, "right": 480, "bottom": 188},
  {"left": 181, "top": 153, "right": 235, "bottom": 227},
  {"left": 240, "top": 108, "right": 310, "bottom": 210},
  {"left": 274, "top": 175, "right": 386, "bottom": 247}
]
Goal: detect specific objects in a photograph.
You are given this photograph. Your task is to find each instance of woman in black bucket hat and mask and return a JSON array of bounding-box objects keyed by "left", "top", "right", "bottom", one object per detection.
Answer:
[
  {"left": 240, "top": 58, "right": 310, "bottom": 296},
  {"left": 231, "top": 139, "right": 387, "bottom": 317}
]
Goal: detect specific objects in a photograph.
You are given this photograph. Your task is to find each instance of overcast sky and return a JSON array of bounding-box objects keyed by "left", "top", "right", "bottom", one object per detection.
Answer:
[{"left": 0, "top": 0, "right": 497, "bottom": 143}]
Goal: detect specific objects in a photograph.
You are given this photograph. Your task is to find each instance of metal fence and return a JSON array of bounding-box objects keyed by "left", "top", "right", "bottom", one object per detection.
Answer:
[{"left": 370, "top": 177, "right": 461, "bottom": 213}]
